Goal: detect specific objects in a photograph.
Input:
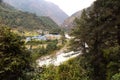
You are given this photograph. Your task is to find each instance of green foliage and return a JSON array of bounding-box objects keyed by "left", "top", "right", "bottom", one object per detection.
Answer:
[
  {"left": 39, "top": 16, "right": 60, "bottom": 32},
  {"left": 38, "top": 65, "right": 58, "bottom": 80},
  {"left": 70, "top": 9, "right": 89, "bottom": 53},
  {"left": 111, "top": 73, "right": 120, "bottom": 80},
  {"left": 34, "top": 58, "right": 90, "bottom": 80},
  {"left": 57, "top": 58, "right": 90, "bottom": 80},
  {"left": 26, "top": 40, "right": 46, "bottom": 45},
  {"left": 70, "top": 0, "right": 120, "bottom": 80},
  {"left": 0, "top": 26, "right": 31, "bottom": 80},
  {"left": 38, "top": 46, "right": 47, "bottom": 55},
  {"left": 103, "top": 46, "right": 120, "bottom": 80},
  {"left": 29, "top": 40, "right": 60, "bottom": 62},
  {"left": 46, "top": 40, "right": 58, "bottom": 52},
  {"left": 0, "top": 2, "right": 61, "bottom": 32}
]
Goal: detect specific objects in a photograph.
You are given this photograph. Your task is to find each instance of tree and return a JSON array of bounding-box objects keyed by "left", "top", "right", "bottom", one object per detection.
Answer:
[
  {"left": 71, "top": 0, "right": 120, "bottom": 80},
  {"left": 46, "top": 40, "right": 58, "bottom": 52},
  {"left": 0, "top": 26, "right": 30, "bottom": 80},
  {"left": 70, "top": 9, "right": 89, "bottom": 53},
  {"left": 89, "top": 0, "right": 120, "bottom": 80}
]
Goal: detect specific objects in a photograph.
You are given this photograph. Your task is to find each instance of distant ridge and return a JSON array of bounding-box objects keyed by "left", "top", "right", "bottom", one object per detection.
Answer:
[
  {"left": 62, "top": 6, "right": 93, "bottom": 30},
  {"left": 3, "top": 0, "right": 68, "bottom": 25},
  {"left": 0, "top": 2, "right": 61, "bottom": 32},
  {"left": 62, "top": 10, "right": 83, "bottom": 30}
]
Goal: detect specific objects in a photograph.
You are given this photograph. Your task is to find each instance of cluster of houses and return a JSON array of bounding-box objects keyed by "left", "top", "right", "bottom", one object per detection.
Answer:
[{"left": 26, "top": 34, "right": 61, "bottom": 42}]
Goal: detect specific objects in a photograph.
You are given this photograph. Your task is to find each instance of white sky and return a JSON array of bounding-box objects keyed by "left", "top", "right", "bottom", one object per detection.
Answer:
[{"left": 45, "top": 0, "right": 96, "bottom": 16}]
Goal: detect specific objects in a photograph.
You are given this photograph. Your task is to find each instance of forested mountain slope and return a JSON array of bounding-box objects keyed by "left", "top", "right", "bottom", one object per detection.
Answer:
[
  {"left": 0, "top": 2, "right": 60, "bottom": 32},
  {"left": 3, "top": 0, "right": 68, "bottom": 25}
]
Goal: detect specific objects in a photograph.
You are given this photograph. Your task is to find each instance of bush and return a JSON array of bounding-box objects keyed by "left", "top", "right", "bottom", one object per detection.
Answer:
[{"left": 0, "top": 26, "right": 31, "bottom": 80}]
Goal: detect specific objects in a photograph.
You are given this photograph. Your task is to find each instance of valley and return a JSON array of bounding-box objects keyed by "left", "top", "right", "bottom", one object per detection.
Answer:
[{"left": 0, "top": 0, "right": 120, "bottom": 80}]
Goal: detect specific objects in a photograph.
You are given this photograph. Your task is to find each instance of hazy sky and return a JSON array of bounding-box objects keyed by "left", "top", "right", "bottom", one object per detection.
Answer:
[{"left": 45, "top": 0, "right": 96, "bottom": 16}]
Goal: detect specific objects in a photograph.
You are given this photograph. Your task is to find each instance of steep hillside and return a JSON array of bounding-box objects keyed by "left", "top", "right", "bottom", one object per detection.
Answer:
[
  {"left": 62, "top": 10, "right": 82, "bottom": 30},
  {"left": 3, "top": 0, "right": 68, "bottom": 25},
  {"left": 0, "top": 2, "right": 60, "bottom": 32},
  {"left": 62, "top": 6, "right": 93, "bottom": 30}
]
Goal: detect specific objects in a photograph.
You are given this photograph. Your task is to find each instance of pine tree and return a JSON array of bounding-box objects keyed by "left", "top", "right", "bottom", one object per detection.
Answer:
[
  {"left": 70, "top": 9, "right": 89, "bottom": 53},
  {"left": 71, "top": 0, "right": 120, "bottom": 80}
]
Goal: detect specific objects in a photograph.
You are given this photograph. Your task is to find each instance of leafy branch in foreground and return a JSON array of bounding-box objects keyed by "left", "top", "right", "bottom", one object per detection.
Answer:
[{"left": 0, "top": 26, "right": 31, "bottom": 80}]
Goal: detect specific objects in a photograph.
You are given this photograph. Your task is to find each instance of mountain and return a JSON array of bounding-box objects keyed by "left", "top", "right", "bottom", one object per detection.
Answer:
[
  {"left": 0, "top": 2, "right": 61, "bottom": 32},
  {"left": 3, "top": 0, "right": 68, "bottom": 25},
  {"left": 62, "top": 10, "right": 83, "bottom": 30},
  {"left": 62, "top": 6, "right": 93, "bottom": 30}
]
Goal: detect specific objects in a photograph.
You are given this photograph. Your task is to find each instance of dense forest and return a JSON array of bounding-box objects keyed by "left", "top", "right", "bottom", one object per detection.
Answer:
[{"left": 0, "top": 0, "right": 120, "bottom": 80}]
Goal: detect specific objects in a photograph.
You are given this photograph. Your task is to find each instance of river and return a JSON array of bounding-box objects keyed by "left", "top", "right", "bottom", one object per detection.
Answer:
[
  {"left": 36, "top": 50, "right": 81, "bottom": 67},
  {"left": 36, "top": 34, "right": 82, "bottom": 67}
]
